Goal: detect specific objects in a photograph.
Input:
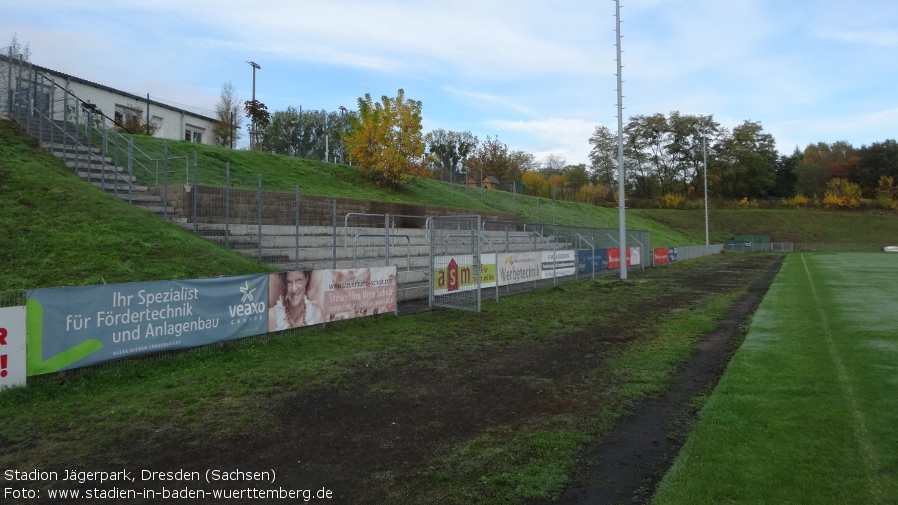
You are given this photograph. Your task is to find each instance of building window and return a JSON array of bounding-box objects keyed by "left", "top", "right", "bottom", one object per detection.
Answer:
[
  {"left": 185, "top": 127, "right": 203, "bottom": 144},
  {"left": 114, "top": 105, "right": 140, "bottom": 128},
  {"left": 151, "top": 116, "right": 163, "bottom": 137}
]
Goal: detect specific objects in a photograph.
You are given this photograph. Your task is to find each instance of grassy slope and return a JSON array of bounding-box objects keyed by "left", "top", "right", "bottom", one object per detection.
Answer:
[
  {"left": 127, "top": 133, "right": 696, "bottom": 247},
  {"left": 128, "top": 133, "right": 898, "bottom": 248},
  {"left": 0, "top": 118, "right": 272, "bottom": 291},
  {"left": 633, "top": 208, "right": 898, "bottom": 245}
]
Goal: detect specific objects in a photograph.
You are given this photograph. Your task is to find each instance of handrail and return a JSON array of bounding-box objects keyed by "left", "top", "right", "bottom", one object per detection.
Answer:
[
  {"left": 344, "top": 213, "right": 396, "bottom": 248},
  {"left": 351, "top": 233, "right": 411, "bottom": 271}
]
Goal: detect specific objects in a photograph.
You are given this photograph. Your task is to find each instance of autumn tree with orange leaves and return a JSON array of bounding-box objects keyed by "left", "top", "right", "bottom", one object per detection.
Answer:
[{"left": 343, "top": 89, "right": 431, "bottom": 188}]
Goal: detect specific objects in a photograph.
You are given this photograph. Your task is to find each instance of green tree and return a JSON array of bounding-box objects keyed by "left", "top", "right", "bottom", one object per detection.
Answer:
[
  {"left": 774, "top": 147, "right": 802, "bottom": 197},
  {"left": 212, "top": 81, "right": 242, "bottom": 148},
  {"left": 713, "top": 120, "right": 777, "bottom": 199},
  {"left": 588, "top": 125, "right": 618, "bottom": 187},
  {"left": 343, "top": 89, "right": 430, "bottom": 188},
  {"left": 466, "top": 136, "right": 517, "bottom": 183},
  {"left": 259, "top": 106, "right": 302, "bottom": 155},
  {"left": 425, "top": 129, "right": 478, "bottom": 183},
  {"left": 244, "top": 99, "right": 271, "bottom": 150},
  {"left": 857, "top": 140, "right": 898, "bottom": 196}
]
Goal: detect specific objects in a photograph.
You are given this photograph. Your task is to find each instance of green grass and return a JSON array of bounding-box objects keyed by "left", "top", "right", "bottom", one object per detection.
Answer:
[
  {"left": 633, "top": 207, "right": 898, "bottom": 245},
  {"left": 652, "top": 253, "right": 898, "bottom": 504},
  {"left": 126, "top": 131, "right": 698, "bottom": 247},
  {"left": 0, "top": 118, "right": 272, "bottom": 290},
  {"left": 0, "top": 256, "right": 765, "bottom": 503}
]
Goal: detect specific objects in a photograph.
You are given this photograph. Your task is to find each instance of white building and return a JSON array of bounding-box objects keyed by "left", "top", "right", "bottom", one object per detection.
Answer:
[{"left": 1, "top": 51, "right": 217, "bottom": 145}]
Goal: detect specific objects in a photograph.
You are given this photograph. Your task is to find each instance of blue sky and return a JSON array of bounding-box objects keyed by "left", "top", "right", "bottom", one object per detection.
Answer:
[{"left": 5, "top": 0, "right": 898, "bottom": 164}]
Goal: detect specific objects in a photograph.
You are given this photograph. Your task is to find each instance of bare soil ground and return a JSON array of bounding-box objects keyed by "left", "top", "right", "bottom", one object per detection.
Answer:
[{"left": 21, "top": 254, "right": 783, "bottom": 505}]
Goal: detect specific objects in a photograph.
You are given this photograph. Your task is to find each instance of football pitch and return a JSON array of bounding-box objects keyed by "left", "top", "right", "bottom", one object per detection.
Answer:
[{"left": 653, "top": 252, "right": 898, "bottom": 504}]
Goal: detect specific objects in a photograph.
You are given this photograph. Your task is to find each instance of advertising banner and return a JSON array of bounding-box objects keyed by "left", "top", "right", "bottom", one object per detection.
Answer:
[
  {"left": 654, "top": 248, "right": 670, "bottom": 265},
  {"left": 431, "top": 255, "right": 497, "bottom": 295},
  {"left": 26, "top": 275, "right": 269, "bottom": 375},
  {"left": 577, "top": 249, "right": 609, "bottom": 274},
  {"left": 608, "top": 247, "right": 641, "bottom": 269},
  {"left": 669, "top": 248, "right": 678, "bottom": 262},
  {"left": 540, "top": 250, "right": 577, "bottom": 279},
  {"left": 497, "top": 252, "right": 542, "bottom": 286},
  {"left": 0, "top": 306, "right": 27, "bottom": 390},
  {"left": 268, "top": 266, "right": 397, "bottom": 330}
]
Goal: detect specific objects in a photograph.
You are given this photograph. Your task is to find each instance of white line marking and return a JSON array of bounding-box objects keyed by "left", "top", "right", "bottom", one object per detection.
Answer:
[{"left": 800, "top": 253, "right": 883, "bottom": 503}]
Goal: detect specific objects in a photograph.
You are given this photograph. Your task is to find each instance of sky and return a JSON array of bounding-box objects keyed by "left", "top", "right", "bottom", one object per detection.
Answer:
[{"left": 4, "top": 0, "right": 898, "bottom": 165}]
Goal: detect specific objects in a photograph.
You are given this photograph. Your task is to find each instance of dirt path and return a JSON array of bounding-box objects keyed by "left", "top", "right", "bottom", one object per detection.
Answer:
[{"left": 538, "top": 254, "right": 785, "bottom": 504}]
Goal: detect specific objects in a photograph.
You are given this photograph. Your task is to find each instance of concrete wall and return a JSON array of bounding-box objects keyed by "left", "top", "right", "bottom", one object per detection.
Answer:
[{"left": 164, "top": 185, "right": 516, "bottom": 227}]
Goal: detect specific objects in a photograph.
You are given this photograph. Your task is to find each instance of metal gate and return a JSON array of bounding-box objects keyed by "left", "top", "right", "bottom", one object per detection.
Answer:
[{"left": 428, "top": 215, "right": 482, "bottom": 312}]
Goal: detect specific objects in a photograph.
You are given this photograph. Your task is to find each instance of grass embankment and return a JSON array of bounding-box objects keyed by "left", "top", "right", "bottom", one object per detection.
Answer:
[
  {"left": 0, "top": 118, "right": 271, "bottom": 291},
  {"left": 124, "top": 133, "right": 697, "bottom": 247},
  {"left": 126, "top": 132, "right": 898, "bottom": 248},
  {"left": 634, "top": 208, "right": 898, "bottom": 245},
  {"left": 653, "top": 252, "right": 898, "bottom": 504}
]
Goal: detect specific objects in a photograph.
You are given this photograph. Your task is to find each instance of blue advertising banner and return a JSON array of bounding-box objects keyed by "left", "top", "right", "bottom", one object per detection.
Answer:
[
  {"left": 668, "top": 248, "right": 678, "bottom": 262},
  {"left": 26, "top": 275, "right": 269, "bottom": 375},
  {"left": 577, "top": 249, "right": 609, "bottom": 274}
]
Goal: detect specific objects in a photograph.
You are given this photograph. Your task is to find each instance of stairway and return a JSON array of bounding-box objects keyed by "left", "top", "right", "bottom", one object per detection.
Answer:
[{"left": 14, "top": 114, "right": 176, "bottom": 218}]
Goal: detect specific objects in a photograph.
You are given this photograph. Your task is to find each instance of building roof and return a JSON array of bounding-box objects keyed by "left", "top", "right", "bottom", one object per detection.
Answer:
[{"left": 0, "top": 53, "right": 216, "bottom": 122}]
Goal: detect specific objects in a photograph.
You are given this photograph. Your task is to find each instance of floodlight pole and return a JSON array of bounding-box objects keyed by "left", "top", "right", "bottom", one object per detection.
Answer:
[
  {"left": 703, "top": 136, "right": 709, "bottom": 246},
  {"left": 615, "top": 0, "right": 627, "bottom": 280},
  {"left": 247, "top": 60, "right": 260, "bottom": 149}
]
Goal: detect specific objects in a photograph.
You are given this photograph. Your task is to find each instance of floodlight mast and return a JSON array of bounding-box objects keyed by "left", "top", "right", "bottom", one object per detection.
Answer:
[
  {"left": 247, "top": 60, "right": 260, "bottom": 149},
  {"left": 615, "top": 0, "right": 627, "bottom": 280},
  {"left": 703, "top": 136, "right": 709, "bottom": 245}
]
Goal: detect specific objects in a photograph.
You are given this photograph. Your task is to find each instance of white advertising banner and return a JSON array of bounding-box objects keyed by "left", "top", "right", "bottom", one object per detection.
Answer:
[
  {"left": 0, "top": 306, "right": 27, "bottom": 390},
  {"left": 496, "top": 252, "right": 542, "bottom": 286},
  {"left": 540, "top": 250, "right": 577, "bottom": 279}
]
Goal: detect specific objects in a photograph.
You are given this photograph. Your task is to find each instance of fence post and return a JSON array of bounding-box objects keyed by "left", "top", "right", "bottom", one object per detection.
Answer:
[
  {"left": 257, "top": 174, "right": 263, "bottom": 262},
  {"left": 225, "top": 163, "right": 230, "bottom": 249},
  {"left": 295, "top": 185, "right": 300, "bottom": 271},
  {"left": 332, "top": 199, "right": 337, "bottom": 269},
  {"left": 192, "top": 151, "right": 198, "bottom": 233},
  {"left": 127, "top": 137, "right": 133, "bottom": 203},
  {"left": 385, "top": 214, "right": 391, "bottom": 267},
  {"left": 163, "top": 141, "right": 169, "bottom": 221}
]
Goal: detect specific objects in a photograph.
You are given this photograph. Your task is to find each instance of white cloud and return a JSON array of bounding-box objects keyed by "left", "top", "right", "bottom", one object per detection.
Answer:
[{"left": 488, "top": 118, "right": 598, "bottom": 165}]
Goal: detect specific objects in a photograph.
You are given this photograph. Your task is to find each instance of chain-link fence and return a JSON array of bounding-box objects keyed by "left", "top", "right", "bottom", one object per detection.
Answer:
[{"left": 0, "top": 290, "right": 26, "bottom": 309}]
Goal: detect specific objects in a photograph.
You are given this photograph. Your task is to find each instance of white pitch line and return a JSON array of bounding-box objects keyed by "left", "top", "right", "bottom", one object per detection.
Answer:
[{"left": 800, "top": 253, "right": 883, "bottom": 504}]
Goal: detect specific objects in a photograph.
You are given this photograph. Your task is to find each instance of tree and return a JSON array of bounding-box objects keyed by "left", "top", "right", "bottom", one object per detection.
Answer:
[
  {"left": 823, "top": 178, "right": 861, "bottom": 209},
  {"left": 244, "top": 99, "right": 271, "bottom": 150},
  {"left": 521, "top": 170, "right": 549, "bottom": 197},
  {"left": 425, "top": 129, "right": 478, "bottom": 183},
  {"left": 257, "top": 107, "right": 356, "bottom": 159},
  {"left": 259, "top": 106, "right": 302, "bottom": 155},
  {"left": 713, "top": 120, "right": 777, "bottom": 199},
  {"left": 343, "top": 89, "right": 430, "bottom": 188},
  {"left": 113, "top": 106, "right": 158, "bottom": 136},
  {"left": 212, "top": 81, "right": 242, "bottom": 148},
  {"left": 773, "top": 147, "right": 802, "bottom": 198},
  {"left": 466, "top": 136, "right": 517, "bottom": 182},
  {"left": 509, "top": 151, "right": 539, "bottom": 177},
  {"left": 858, "top": 140, "right": 898, "bottom": 195},
  {"left": 9, "top": 33, "right": 31, "bottom": 61},
  {"left": 588, "top": 125, "right": 618, "bottom": 187},
  {"left": 541, "top": 154, "right": 567, "bottom": 176}
]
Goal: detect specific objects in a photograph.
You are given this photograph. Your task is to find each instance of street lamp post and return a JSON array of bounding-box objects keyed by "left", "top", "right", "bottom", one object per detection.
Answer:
[
  {"left": 246, "top": 60, "right": 260, "bottom": 149},
  {"left": 338, "top": 105, "right": 347, "bottom": 163}
]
